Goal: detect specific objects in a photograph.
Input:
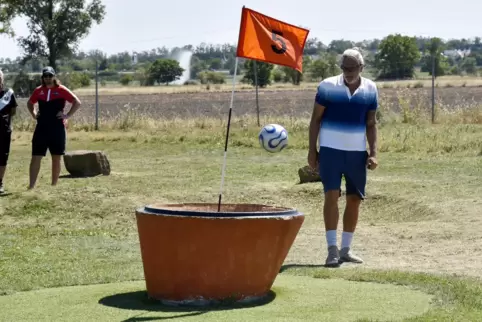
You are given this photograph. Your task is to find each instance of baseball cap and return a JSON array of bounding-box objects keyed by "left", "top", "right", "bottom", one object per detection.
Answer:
[{"left": 42, "top": 66, "right": 56, "bottom": 76}]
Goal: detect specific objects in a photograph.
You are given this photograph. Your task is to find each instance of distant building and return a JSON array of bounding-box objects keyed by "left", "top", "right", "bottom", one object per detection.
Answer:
[{"left": 442, "top": 49, "right": 471, "bottom": 59}]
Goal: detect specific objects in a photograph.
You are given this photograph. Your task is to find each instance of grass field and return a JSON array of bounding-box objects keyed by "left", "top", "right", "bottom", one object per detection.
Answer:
[
  {"left": 0, "top": 275, "right": 434, "bottom": 321},
  {"left": 1, "top": 88, "right": 482, "bottom": 320}
]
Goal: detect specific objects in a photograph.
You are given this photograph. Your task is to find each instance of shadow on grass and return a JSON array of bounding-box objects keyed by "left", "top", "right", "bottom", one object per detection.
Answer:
[
  {"left": 60, "top": 174, "right": 103, "bottom": 179},
  {"left": 59, "top": 174, "right": 77, "bottom": 179},
  {"left": 279, "top": 264, "right": 331, "bottom": 273},
  {"left": 99, "top": 290, "right": 276, "bottom": 321},
  {"left": 121, "top": 312, "right": 205, "bottom": 321}
]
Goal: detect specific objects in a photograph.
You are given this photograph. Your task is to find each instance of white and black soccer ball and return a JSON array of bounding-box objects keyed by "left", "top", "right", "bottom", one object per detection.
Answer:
[{"left": 258, "top": 124, "right": 288, "bottom": 153}]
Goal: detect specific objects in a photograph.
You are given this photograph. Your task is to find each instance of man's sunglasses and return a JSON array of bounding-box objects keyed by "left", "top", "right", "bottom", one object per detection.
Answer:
[
  {"left": 42, "top": 74, "right": 54, "bottom": 78},
  {"left": 340, "top": 65, "right": 360, "bottom": 73}
]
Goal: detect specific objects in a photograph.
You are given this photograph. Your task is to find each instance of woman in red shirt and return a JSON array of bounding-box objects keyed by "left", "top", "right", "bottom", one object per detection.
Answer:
[{"left": 27, "top": 66, "right": 81, "bottom": 189}]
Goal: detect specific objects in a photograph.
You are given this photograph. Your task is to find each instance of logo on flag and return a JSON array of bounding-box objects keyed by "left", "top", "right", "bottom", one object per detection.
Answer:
[{"left": 236, "top": 7, "right": 310, "bottom": 72}]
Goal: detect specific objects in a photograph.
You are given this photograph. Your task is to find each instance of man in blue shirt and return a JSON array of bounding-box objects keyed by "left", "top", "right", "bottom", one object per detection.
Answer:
[{"left": 308, "top": 48, "right": 379, "bottom": 267}]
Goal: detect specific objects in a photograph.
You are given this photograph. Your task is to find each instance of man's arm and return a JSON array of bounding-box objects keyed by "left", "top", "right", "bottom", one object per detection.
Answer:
[
  {"left": 366, "top": 85, "right": 379, "bottom": 158},
  {"left": 310, "top": 83, "right": 328, "bottom": 153},
  {"left": 309, "top": 102, "right": 325, "bottom": 153},
  {"left": 366, "top": 111, "right": 377, "bottom": 157}
]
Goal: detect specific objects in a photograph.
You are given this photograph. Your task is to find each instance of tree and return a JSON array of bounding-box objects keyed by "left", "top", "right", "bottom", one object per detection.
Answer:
[
  {"left": 0, "top": 0, "right": 22, "bottom": 36},
  {"left": 147, "top": 59, "right": 184, "bottom": 85},
  {"left": 460, "top": 57, "right": 477, "bottom": 75},
  {"left": 310, "top": 59, "right": 329, "bottom": 80},
  {"left": 304, "top": 37, "right": 325, "bottom": 55},
  {"left": 374, "top": 34, "right": 421, "bottom": 80},
  {"left": 420, "top": 38, "right": 449, "bottom": 77},
  {"left": 13, "top": 0, "right": 106, "bottom": 70},
  {"left": 243, "top": 60, "right": 273, "bottom": 88},
  {"left": 325, "top": 53, "right": 340, "bottom": 76},
  {"left": 208, "top": 58, "right": 222, "bottom": 70},
  {"left": 328, "top": 39, "right": 354, "bottom": 54},
  {"left": 282, "top": 66, "right": 303, "bottom": 85},
  {"left": 309, "top": 53, "right": 340, "bottom": 81}
]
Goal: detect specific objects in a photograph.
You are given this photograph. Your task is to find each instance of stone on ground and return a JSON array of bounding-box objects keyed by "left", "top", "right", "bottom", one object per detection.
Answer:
[
  {"left": 298, "top": 165, "right": 320, "bottom": 184},
  {"left": 63, "top": 150, "right": 111, "bottom": 177}
]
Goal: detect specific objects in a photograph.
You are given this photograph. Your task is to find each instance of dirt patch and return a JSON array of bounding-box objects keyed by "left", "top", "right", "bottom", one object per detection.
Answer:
[
  {"left": 284, "top": 194, "right": 482, "bottom": 279},
  {"left": 362, "top": 194, "right": 438, "bottom": 223}
]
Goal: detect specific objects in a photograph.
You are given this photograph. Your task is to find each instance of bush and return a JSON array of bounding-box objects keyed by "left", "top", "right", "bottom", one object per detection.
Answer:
[
  {"left": 119, "top": 74, "right": 134, "bottom": 86},
  {"left": 184, "top": 80, "right": 199, "bottom": 85},
  {"left": 197, "top": 71, "right": 225, "bottom": 84},
  {"left": 12, "top": 71, "right": 41, "bottom": 97},
  {"left": 60, "top": 72, "right": 91, "bottom": 90},
  {"left": 271, "top": 68, "right": 283, "bottom": 82}
]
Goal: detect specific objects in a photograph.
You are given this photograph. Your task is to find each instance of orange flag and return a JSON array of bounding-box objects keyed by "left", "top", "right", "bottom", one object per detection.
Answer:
[{"left": 236, "top": 7, "right": 310, "bottom": 72}]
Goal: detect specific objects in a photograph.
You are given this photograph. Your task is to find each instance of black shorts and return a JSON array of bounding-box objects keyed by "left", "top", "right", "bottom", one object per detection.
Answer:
[
  {"left": 0, "top": 130, "right": 12, "bottom": 166},
  {"left": 318, "top": 146, "right": 368, "bottom": 200},
  {"left": 32, "top": 125, "right": 66, "bottom": 156}
]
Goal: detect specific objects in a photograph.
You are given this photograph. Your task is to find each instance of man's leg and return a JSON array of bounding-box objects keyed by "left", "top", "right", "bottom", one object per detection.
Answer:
[
  {"left": 318, "top": 147, "right": 343, "bottom": 267},
  {"left": 323, "top": 190, "right": 342, "bottom": 267},
  {"left": 0, "top": 131, "right": 11, "bottom": 194},
  {"left": 339, "top": 193, "right": 363, "bottom": 263},
  {"left": 339, "top": 151, "right": 368, "bottom": 264}
]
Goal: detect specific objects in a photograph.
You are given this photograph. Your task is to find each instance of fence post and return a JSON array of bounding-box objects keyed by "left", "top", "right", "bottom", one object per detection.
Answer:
[{"left": 95, "top": 59, "right": 99, "bottom": 130}]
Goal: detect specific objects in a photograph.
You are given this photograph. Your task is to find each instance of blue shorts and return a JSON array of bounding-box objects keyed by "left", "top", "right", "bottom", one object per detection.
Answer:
[{"left": 318, "top": 146, "right": 368, "bottom": 199}]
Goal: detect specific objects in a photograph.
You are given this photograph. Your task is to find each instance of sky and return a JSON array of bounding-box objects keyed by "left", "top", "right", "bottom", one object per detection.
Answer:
[{"left": 0, "top": 0, "right": 480, "bottom": 59}]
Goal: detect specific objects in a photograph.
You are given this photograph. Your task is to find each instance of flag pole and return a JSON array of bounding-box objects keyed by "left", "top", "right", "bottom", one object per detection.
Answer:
[{"left": 217, "top": 57, "right": 239, "bottom": 212}]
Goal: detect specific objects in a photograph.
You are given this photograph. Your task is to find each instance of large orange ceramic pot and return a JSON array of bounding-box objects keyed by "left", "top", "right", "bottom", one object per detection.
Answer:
[{"left": 135, "top": 203, "right": 304, "bottom": 305}]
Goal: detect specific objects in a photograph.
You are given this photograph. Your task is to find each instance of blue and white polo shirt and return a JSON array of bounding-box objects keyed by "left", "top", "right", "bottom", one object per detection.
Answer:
[{"left": 315, "top": 74, "right": 378, "bottom": 152}]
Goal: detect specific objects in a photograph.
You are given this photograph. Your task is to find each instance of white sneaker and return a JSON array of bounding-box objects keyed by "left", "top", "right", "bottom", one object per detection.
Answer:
[{"left": 339, "top": 247, "right": 364, "bottom": 264}]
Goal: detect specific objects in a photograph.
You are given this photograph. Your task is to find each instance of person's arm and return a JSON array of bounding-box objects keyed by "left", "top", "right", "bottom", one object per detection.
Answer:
[
  {"left": 366, "top": 86, "right": 379, "bottom": 158},
  {"left": 309, "top": 102, "right": 325, "bottom": 154},
  {"left": 61, "top": 86, "right": 81, "bottom": 118},
  {"left": 27, "top": 89, "right": 38, "bottom": 119},
  {"left": 309, "top": 83, "right": 327, "bottom": 153},
  {"left": 9, "top": 90, "right": 18, "bottom": 116},
  {"left": 366, "top": 111, "right": 377, "bottom": 157}
]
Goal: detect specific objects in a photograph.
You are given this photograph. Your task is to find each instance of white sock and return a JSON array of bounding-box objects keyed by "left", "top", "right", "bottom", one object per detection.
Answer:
[
  {"left": 341, "top": 231, "right": 353, "bottom": 249},
  {"left": 326, "top": 230, "right": 337, "bottom": 247}
]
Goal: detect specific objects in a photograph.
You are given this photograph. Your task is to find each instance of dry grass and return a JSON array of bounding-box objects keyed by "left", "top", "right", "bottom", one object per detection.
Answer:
[
  {"left": 11, "top": 85, "right": 482, "bottom": 137},
  {"left": 72, "top": 75, "right": 482, "bottom": 96}
]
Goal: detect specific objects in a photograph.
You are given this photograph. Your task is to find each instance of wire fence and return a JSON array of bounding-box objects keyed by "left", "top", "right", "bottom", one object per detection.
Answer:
[{"left": 6, "top": 57, "right": 482, "bottom": 131}]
